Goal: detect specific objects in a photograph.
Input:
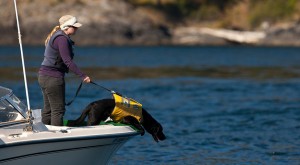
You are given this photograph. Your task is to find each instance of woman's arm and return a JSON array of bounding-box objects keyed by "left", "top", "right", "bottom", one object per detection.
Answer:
[{"left": 55, "top": 36, "right": 87, "bottom": 80}]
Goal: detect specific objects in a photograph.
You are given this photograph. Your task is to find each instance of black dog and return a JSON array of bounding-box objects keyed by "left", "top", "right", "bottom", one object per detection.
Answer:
[{"left": 68, "top": 98, "right": 166, "bottom": 142}]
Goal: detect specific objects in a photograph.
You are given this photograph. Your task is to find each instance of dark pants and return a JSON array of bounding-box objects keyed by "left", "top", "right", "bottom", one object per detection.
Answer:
[{"left": 38, "top": 75, "right": 65, "bottom": 126}]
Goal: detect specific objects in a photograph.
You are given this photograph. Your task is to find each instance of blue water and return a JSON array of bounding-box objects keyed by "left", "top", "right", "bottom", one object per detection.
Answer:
[{"left": 1, "top": 46, "right": 300, "bottom": 165}]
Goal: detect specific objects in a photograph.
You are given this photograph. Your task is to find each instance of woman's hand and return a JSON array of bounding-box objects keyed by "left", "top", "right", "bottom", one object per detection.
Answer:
[{"left": 83, "top": 76, "right": 91, "bottom": 83}]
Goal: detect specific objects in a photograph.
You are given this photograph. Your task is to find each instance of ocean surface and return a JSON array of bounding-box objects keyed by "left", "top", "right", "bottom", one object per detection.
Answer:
[{"left": 1, "top": 46, "right": 300, "bottom": 165}]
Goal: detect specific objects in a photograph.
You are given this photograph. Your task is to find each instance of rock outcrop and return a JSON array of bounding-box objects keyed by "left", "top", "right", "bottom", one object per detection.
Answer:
[{"left": 1, "top": 0, "right": 171, "bottom": 46}]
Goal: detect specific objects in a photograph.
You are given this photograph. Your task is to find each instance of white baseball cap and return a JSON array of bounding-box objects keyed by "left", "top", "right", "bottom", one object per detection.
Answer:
[{"left": 59, "top": 15, "right": 82, "bottom": 30}]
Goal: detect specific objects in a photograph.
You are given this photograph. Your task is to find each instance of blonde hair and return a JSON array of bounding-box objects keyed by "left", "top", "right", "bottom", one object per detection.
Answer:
[{"left": 45, "top": 26, "right": 61, "bottom": 46}]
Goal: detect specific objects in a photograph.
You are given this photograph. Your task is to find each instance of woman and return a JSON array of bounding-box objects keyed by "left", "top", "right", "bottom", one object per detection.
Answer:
[{"left": 38, "top": 15, "right": 91, "bottom": 126}]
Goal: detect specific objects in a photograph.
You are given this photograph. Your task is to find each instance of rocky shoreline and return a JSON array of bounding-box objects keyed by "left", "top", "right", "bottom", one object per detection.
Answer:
[
  {"left": 1, "top": 0, "right": 300, "bottom": 46},
  {"left": 172, "top": 23, "right": 300, "bottom": 46}
]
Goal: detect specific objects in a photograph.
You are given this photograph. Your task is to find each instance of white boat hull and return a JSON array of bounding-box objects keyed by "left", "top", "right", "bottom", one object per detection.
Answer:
[
  {"left": 0, "top": 135, "right": 130, "bottom": 165},
  {"left": 0, "top": 112, "right": 139, "bottom": 165}
]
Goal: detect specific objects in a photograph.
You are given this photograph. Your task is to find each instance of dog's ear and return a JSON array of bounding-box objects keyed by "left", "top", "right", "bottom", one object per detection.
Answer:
[
  {"left": 150, "top": 127, "right": 160, "bottom": 142},
  {"left": 152, "top": 134, "right": 159, "bottom": 142},
  {"left": 157, "top": 130, "right": 166, "bottom": 141},
  {"left": 150, "top": 126, "right": 166, "bottom": 142}
]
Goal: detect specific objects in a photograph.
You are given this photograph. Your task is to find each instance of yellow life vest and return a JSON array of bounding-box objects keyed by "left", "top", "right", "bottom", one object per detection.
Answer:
[{"left": 111, "top": 93, "right": 143, "bottom": 123}]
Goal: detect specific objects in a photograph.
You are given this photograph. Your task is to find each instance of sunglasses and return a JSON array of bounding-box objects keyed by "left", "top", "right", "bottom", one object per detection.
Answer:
[{"left": 68, "top": 26, "right": 78, "bottom": 29}]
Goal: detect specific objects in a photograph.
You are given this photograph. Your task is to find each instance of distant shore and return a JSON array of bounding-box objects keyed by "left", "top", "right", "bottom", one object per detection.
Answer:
[
  {"left": 2, "top": 0, "right": 300, "bottom": 46},
  {"left": 4, "top": 25, "right": 300, "bottom": 47}
]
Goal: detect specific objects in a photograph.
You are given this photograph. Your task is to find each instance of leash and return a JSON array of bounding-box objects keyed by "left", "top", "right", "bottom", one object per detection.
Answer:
[
  {"left": 65, "top": 81, "right": 123, "bottom": 106},
  {"left": 65, "top": 81, "right": 83, "bottom": 106},
  {"left": 90, "top": 81, "right": 142, "bottom": 104},
  {"left": 90, "top": 81, "right": 123, "bottom": 96}
]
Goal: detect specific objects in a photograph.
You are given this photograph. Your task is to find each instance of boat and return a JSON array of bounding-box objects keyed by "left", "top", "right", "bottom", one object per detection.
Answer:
[
  {"left": 0, "top": 86, "right": 139, "bottom": 165},
  {"left": 0, "top": 1, "right": 139, "bottom": 165}
]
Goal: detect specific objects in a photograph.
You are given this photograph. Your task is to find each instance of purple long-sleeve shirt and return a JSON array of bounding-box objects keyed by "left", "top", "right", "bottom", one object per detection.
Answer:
[{"left": 39, "top": 35, "right": 86, "bottom": 79}]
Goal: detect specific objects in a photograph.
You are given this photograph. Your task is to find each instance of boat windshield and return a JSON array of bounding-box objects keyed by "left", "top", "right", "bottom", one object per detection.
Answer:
[{"left": 0, "top": 86, "right": 27, "bottom": 122}]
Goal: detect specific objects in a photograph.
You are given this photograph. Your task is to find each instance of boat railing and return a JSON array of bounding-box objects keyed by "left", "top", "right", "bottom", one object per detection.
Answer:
[{"left": 0, "top": 119, "right": 28, "bottom": 128}]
